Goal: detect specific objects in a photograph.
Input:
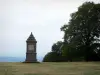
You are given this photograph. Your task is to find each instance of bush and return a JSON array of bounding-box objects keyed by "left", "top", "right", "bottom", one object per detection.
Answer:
[{"left": 43, "top": 52, "right": 63, "bottom": 62}]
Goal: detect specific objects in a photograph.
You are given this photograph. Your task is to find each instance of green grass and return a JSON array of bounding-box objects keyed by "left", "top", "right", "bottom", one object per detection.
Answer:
[{"left": 0, "top": 62, "right": 100, "bottom": 75}]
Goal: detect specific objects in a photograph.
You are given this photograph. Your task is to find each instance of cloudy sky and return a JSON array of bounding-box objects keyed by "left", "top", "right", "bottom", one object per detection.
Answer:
[{"left": 0, "top": 0, "right": 99, "bottom": 59}]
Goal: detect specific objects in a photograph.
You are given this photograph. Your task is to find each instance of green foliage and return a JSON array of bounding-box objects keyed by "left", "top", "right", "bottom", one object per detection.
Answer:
[
  {"left": 52, "top": 41, "right": 63, "bottom": 54},
  {"left": 43, "top": 52, "right": 61, "bottom": 62},
  {"left": 62, "top": 43, "right": 84, "bottom": 61},
  {"left": 61, "top": 2, "right": 100, "bottom": 61},
  {"left": 43, "top": 41, "right": 66, "bottom": 62},
  {"left": 43, "top": 1, "right": 100, "bottom": 62}
]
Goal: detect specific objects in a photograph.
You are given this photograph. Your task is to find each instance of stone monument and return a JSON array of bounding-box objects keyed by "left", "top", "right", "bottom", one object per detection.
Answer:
[{"left": 25, "top": 32, "right": 37, "bottom": 63}]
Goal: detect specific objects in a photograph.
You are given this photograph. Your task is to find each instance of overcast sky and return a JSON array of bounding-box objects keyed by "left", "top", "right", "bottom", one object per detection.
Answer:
[{"left": 0, "top": 0, "right": 99, "bottom": 59}]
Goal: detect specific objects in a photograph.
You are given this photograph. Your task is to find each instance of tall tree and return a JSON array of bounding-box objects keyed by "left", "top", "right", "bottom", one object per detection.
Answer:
[{"left": 61, "top": 2, "right": 100, "bottom": 61}]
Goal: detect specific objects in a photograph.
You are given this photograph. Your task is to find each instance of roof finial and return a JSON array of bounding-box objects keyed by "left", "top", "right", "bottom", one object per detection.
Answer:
[{"left": 31, "top": 32, "right": 32, "bottom": 35}]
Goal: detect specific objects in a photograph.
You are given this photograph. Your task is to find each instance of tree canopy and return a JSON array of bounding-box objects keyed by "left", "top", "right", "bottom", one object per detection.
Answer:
[
  {"left": 61, "top": 2, "right": 100, "bottom": 61},
  {"left": 43, "top": 1, "right": 100, "bottom": 62}
]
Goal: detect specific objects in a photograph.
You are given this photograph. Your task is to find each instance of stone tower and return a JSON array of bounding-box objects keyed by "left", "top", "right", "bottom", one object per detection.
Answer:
[{"left": 25, "top": 32, "right": 37, "bottom": 62}]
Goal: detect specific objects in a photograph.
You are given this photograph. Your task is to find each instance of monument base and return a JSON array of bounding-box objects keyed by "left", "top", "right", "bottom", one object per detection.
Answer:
[{"left": 23, "top": 60, "right": 40, "bottom": 63}]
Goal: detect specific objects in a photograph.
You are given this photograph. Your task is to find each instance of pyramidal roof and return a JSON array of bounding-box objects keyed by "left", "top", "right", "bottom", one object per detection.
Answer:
[{"left": 27, "top": 32, "right": 36, "bottom": 42}]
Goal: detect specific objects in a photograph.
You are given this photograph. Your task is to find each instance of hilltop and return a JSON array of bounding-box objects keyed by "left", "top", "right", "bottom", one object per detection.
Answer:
[{"left": 0, "top": 62, "right": 100, "bottom": 75}]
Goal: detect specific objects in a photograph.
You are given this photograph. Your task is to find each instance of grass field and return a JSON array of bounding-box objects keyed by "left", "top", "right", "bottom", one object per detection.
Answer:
[{"left": 0, "top": 62, "right": 100, "bottom": 75}]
